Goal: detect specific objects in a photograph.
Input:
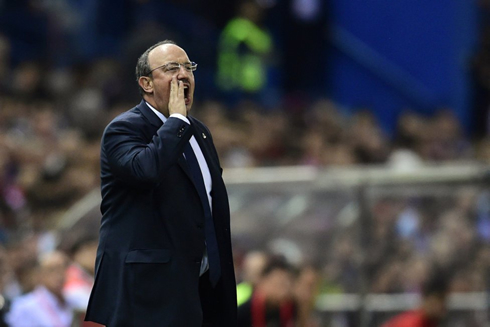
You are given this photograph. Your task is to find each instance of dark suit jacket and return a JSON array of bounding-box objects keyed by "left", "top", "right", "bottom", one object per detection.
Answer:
[{"left": 85, "top": 101, "right": 237, "bottom": 326}]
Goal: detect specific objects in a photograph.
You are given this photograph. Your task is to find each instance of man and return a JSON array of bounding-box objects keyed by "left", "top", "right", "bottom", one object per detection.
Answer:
[
  {"left": 217, "top": 0, "right": 275, "bottom": 106},
  {"left": 6, "top": 251, "right": 73, "bottom": 327},
  {"left": 236, "top": 251, "right": 268, "bottom": 306},
  {"left": 294, "top": 265, "right": 321, "bottom": 327},
  {"left": 85, "top": 40, "right": 237, "bottom": 326},
  {"left": 381, "top": 271, "right": 449, "bottom": 327},
  {"left": 237, "top": 257, "right": 297, "bottom": 327}
]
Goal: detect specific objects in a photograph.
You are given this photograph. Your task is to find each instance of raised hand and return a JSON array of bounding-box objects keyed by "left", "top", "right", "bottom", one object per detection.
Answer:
[{"left": 168, "top": 76, "right": 187, "bottom": 116}]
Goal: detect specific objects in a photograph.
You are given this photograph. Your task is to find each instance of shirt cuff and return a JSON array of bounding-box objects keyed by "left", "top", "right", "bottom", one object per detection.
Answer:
[{"left": 170, "top": 113, "right": 190, "bottom": 124}]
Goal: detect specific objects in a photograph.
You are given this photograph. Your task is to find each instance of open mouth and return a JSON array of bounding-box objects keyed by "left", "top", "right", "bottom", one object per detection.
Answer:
[{"left": 183, "top": 85, "right": 190, "bottom": 102}]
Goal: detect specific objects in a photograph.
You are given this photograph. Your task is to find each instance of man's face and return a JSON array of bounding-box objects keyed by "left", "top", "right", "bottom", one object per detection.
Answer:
[
  {"left": 146, "top": 44, "right": 195, "bottom": 116},
  {"left": 260, "top": 270, "right": 293, "bottom": 304},
  {"left": 40, "top": 252, "right": 68, "bottom": 297}
]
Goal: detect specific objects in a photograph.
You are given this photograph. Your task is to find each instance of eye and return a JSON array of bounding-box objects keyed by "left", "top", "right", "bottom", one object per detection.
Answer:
[{"left": 165, "top": 64, "right": 180, "bottom": 72}]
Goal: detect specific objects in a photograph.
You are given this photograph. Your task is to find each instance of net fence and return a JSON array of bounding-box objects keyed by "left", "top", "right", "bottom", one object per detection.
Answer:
[{"left": 224, "top": 164, "right": 490, "bottom": 327}]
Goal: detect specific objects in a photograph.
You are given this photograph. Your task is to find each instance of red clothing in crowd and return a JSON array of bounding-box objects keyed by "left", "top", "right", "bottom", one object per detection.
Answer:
[
  {"left": 64, "top": 264, "right": 101, "bottom": 327},
  {"left": 382, "top": 310, "right": 439, "bottom": 327},
  {"left": 237, "top": 291, "right": 297, "bottom": 327}
]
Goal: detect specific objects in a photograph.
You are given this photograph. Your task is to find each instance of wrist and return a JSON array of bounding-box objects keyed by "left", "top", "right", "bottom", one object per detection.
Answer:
[{"left": 169, "top": 113, "right": 190, "bottom": 124}]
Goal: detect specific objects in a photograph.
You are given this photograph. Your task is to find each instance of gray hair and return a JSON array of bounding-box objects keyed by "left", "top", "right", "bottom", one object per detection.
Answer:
[{"left": 135, "top": 39, "right": 177, "bottom": 96}]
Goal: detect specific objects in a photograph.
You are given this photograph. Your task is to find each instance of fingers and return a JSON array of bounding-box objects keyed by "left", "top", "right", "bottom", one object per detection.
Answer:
[
  {"left": 170, "top": 76, "right": 177, "bottom": 96},
  {"left": 168, "top": 76, "right": 187, "bottom": 116},
  {"left": 170, "top": 76, "right": 184, "bottom": 99},
  {"left": 178, "top": 80, "right": 184, "bottom": 100}
]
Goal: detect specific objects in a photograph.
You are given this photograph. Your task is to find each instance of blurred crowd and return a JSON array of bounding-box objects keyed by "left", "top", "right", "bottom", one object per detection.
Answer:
[
  {"left": 0, "top": 0, "right": 488, "bottom": 233},
  {"left": 0, "top": 0, "right": 489, "bottom": 326},
  {"left": 1, "top": 43, "right": 489, "bottom": 233},
  {"left": 363, "top": 189, "right": 490, "bottom": 296},
  {"left": 0, "top": 61, "right": 487, "bottom": 230},
  {"left": 0, "top": 233, "right": 98, "bottom": 326},
  {"left": 227, "top": 184, "right": 490, "bottom": 326},
  {"left": 1, "top": 29, "right": 490, "bottom": 326},
  {"left": 318, "top": 188, "right": 490, "bottom": 325}
]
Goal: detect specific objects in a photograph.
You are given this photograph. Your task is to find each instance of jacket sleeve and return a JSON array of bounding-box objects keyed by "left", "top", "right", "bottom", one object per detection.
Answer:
[{"left": 102, "top": 116, "right": 193, "bottom": 188}]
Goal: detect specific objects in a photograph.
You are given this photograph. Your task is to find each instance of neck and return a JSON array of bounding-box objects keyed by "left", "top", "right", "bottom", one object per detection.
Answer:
[
  {"left": 143, "top": 97, "right": 169, "bottom": 117},
  {"left": 54, "top": 293, "right": 65, "bottom": 304},
  {"left": 43, "top": 286, "right": 66, "bottom": 305}
]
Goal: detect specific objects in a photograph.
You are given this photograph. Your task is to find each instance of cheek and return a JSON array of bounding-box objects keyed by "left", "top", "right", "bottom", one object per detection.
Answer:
[
  {"left": 154, "top": 87, "right": 170, "bottom": 103},
  {"left": 153, "top": 78, "right": 171, "bottom": 95}
]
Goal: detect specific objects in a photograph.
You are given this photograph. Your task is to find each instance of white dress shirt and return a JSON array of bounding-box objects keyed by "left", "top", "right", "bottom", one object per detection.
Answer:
[
  {"left": 6, "top": 286, "right": 73, "bottom": 327},
  {"left": 146, "top": 103, "right": 212, "bottom": 275}
]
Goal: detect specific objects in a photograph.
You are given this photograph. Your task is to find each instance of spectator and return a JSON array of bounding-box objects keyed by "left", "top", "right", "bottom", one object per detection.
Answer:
[
  {"left": 237, "top": 257, "right": 297, "bottom": 327},
  {"left": 294, "top": 265, "right": 321, "bottom": 327},
  {"left": 5, "top": 236, "right": 39, "bottom": 297},
  {"left": 63, "top": 236, "right": 97, "bottom": 315},
  {"left": 381, "top": 268, "right": 450, "bottom": 327},
  {"left": 216, "top": 0, "right": 276, "bottom": 106},
  {"left": 6, "top": 251, "right": 73, "bottom": 327},
  {"left": 236, "top": 250, "right": 269, "bottom": 306}
]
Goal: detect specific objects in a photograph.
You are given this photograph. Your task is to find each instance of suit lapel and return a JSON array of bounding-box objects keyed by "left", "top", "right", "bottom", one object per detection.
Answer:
[
  {"left": 178, "top": 154, "right": 195, "bottom": 190},
  {"left": 172, "top": 116, "right": 223, "bottom": 220},
  {"left": 176, "top": 127, "right": 210, "bottom": 214},
  {"left": 189, "top": 117, "right": 222, "bottom": 183},
  {"left": 137, "top": 100, "right": 164, "bottom": 128}
]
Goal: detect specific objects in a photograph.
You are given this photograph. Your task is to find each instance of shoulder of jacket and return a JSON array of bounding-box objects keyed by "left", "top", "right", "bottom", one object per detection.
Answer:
[
  {"left": 112, "top": 107, "right": 142, "bottom": 123},
  {"left": 189, "top": 116, "right": 211, "bottom": 133}
]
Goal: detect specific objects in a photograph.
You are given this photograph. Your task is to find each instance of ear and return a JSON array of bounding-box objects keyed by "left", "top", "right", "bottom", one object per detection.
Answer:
[{"left": 138, "top": 76, "right": 153, "bottom": 94}]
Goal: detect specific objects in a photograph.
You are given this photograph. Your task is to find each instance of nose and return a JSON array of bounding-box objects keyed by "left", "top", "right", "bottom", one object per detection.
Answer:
[{"left": 176, "top": 66, "right": 191, "bottom": 78}]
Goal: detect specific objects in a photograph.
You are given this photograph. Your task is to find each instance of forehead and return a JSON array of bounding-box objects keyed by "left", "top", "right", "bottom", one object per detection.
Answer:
[
  {"left": 148, "top": 44, "right": 190, "bottom": 67},
  {"left": 42, "top": 257, "right": 66, "bottom": 270},
  {"left": 266, "top": 269, "right": 292, "bottom": 281}
]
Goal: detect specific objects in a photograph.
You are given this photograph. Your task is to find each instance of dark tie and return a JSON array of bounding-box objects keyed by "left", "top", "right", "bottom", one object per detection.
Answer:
[{"left": 184, "top": 142, "right": 221, "bottom": 286}]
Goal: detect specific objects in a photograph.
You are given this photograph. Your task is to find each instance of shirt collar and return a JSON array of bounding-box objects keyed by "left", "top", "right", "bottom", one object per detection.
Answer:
[
  {"left": 145, "top": 102, "right": 167, "bottom": 123},
  {"left": 35, "top": 286, "right": 67, "bottom": 308}
]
